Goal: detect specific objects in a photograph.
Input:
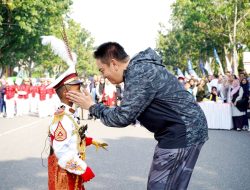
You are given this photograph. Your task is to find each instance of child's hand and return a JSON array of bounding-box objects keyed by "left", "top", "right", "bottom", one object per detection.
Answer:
[{"left": 92, "top": 141, "right": 108, "bottom": 151}]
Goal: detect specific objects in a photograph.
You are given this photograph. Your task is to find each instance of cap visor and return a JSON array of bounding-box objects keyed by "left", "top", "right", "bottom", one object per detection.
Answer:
[{"left": 67, "top": 80, "right": 83, "bottom": 85}]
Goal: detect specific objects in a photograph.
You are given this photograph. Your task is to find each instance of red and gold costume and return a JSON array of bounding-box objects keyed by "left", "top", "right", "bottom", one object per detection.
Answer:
[
  {"left": 46, "top": 87, "right": 56, "bottom": 99},
  {"left": 16, "top": 84, "right": 30, "bottom": 99},
  {"left": 42, "top": 35, "right": 108, "bottom": 190},
  {"left": 5, "top": 85, "right": 16, "bottom": 100},
  {"left": 48, "top": 104, "right": 105, "bottom": 190},
  {"left": 5, "top": 83, "right": 16, "bottom": 118},
  {"left": 38, "top": 84, "right": 47, "bottom": 101},
  {"left": 38, "top": 83, "right": 48, "bottom": 117},
  {"left": 30, "top": 85, "right": 39, "bottom": 98}
]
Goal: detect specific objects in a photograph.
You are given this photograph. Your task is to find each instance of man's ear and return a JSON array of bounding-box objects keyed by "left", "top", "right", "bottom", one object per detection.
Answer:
[{"left": 111, "top": 59, "right": 119, "bottom": 71}]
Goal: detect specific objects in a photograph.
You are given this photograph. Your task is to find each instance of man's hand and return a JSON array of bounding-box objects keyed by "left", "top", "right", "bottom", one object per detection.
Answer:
[{"left": 66, "top": 89, "right": 95, "bottom": 110}]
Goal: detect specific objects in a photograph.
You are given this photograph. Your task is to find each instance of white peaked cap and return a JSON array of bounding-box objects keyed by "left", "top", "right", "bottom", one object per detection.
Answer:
[{"left": 46, "top": 65, "right": 82, "bottom": 89}]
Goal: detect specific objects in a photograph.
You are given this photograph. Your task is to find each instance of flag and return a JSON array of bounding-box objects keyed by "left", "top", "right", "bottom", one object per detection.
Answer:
[
  {"left": 199, "top": 59, "right": 206, "bottom": 75},
  {"left": 213, "top": 48, "right": 221, "bottom": 65},
  {"left": 204, "top": 59, "right": 213, "bottom": 75},
  {"left": 187, "top": 59, "right": 200, "bottom": 79},
  {"left": 213, "top": 48, "right": 225, "bottom": 75},
  {"left": 177, "top": 68, "right": 184, "bottom": 78},
  {"left": 187, "top": 59, "right": 193, "bottom": 72},
  {"left": 185, "top": 71, "right": 191, "bottom": 79},
  {"left": 189, "top": 69, "right": 199, "bottom": 79}
]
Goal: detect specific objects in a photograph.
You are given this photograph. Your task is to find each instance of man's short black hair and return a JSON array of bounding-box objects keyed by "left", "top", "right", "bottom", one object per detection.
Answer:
[{"left": 94, "top": 42, "right": 129, "bottom": 64}]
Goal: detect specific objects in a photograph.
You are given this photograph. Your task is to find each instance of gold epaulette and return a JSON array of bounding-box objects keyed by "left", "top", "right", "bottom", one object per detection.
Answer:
[{"left": 51, "top": 108, "right": 65, "bottom": 124}]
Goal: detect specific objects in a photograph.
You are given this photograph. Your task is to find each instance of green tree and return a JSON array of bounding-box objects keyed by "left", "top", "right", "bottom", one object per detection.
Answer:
[
  {"left": 0, "top": 0, "right": 73, "bottom": 77},
  {"left": 157, "top": 0, "right": 250, "bottom": 76}
]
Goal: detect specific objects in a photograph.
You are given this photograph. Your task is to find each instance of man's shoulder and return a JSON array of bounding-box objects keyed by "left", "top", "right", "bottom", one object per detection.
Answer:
[{"left": 126, "top": 58, "right": 162, "bottom": 78}]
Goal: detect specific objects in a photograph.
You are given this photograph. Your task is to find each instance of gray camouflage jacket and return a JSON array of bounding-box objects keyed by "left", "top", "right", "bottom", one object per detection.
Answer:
[{"left": 90, "top": 48, "right": 208, "bottom": 148}]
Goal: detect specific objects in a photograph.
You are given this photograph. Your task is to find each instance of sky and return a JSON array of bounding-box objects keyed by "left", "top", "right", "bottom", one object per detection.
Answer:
[{"left": 70, "top": 0, "right": 174, "bottom": 56}]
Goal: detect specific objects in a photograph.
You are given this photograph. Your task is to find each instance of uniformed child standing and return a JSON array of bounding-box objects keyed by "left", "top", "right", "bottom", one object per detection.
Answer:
[{"left": 42, "top": 35, "right": 108, "bottom": 190}]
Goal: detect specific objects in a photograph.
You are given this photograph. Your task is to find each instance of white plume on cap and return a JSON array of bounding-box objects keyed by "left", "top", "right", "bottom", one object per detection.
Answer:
[{"left": 41, "top": 35, "right": 77, "bottom": 66}]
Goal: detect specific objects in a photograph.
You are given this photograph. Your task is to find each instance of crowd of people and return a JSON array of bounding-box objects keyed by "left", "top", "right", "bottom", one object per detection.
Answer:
[
  {"left": 0, "top": 75, "right": 123, "bottom": 119},
  {"left": 0, "top": 77, "right": 58, "bottom": 118},
  {"left": 178, "top": 70, "right": 250, "bottom": 131},
  {"left": 0, "top": 70, "right": 249, "bottom": 131}
]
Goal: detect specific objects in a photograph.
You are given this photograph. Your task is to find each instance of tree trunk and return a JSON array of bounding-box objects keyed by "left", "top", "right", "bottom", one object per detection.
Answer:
[
  {"left": 232, "top": 0, "right": 238, "bottom": 76},
  {"left": 5, "top": 65, "right": 12, "bottom": 77},
  {"left": 223, "top": 46, "right": 232, "bottom": 72},
  {"left": 28, "top": 57, "right": 32, "bottom": 77},
  {"left": 0, "top": 66, "right": 3, "bottom": 78}
]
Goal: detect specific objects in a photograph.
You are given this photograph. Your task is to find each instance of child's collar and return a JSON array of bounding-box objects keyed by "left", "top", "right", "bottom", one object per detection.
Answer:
[{"left": 60, "top": 103, "right": 75, "bottom": 114}]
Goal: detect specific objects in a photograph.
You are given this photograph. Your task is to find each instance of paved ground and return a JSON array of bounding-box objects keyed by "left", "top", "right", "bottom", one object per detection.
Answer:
[{"left": 0, "top": 116, "right": 250, "bottom": 190}]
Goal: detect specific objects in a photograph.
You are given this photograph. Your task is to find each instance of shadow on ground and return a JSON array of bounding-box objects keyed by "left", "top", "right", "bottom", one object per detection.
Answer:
[
  {"left": 189, "top": 130, "right": 250, "bottom": 190},
  {"left": 84, "top": 136, "right": 155, "bottom": 190},
  {"left": 0, "top": 130, "right": 250, "bottom": 190},
  {"left": 0, "top": 157, "right": 47, "bottom": 190},
  {"left": 0, "top": 136, "right": 155, "bottom": 190}
]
